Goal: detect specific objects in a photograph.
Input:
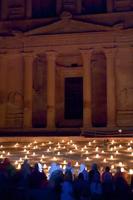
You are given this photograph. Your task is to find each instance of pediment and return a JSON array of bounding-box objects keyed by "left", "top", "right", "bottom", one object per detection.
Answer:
[{"left": 24, "top": 18, "right": 112, "bottom": 36}]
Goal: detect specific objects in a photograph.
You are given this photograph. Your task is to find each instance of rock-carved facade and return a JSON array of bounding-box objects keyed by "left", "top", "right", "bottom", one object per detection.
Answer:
[{"left": 0, "top": 0, "right": 133, "bottom": 130}]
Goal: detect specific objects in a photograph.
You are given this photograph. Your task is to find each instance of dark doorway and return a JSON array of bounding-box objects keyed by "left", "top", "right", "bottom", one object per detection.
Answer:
[
  {"left": 65, "top": 77, "right": 83, "bottom": 119},
  {"left": 91, "top": 52, "right": 107, "bottom": 127},
  {"left": 32, "top": 0, "right": 56, "bottom": 18},
  {"left": 82, "top": 0, "right": 107, "bottom": 14}
]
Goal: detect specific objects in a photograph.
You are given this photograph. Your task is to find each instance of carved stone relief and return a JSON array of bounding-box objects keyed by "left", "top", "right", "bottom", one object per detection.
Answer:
[
  {"left": 6, "top": 91, "right": 23, "bottom": 128},
  {"left": 4, "top": 55, "right": 24, "bottom": 128},
  {"left": 8, "top": 0, "right": 26, "bottom": 19},
  {"left": 119, "top": 87, "right": 133, "bottom": 109},
  {"left": 0, "top": 90, "right": 6, "bottom": 104}
]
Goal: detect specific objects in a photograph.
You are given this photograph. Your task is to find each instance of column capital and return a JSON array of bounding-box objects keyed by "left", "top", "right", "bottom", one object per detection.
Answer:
[
  {"left": 80, "top": 48, "right": 93, "bottom": 54},
  {"left": 107, "top": 0, "right": 114, "bottom": 12},
  {"left": 1, "top": 0, "right": 8, "bottom": 20},
  {"left": 104, "top": 47, "right": 117, "bottom": 56},
  {"left": 76, "top": 0, "right": 82, "bottom": 14},
  {"left": 56, "top": 0, "right": 62, "bottom": 15},
  {"left": 22, "top": 51, "right": 35, "bottom": 58},
  {"left": 0, "top": 53, "right": 22, "bottom": 60},
  {"left": 46, "top": 51, "right": 57, "bottom": 59},
  {"left": 26, "top": 0, "right": 32, "bottom": 18}
]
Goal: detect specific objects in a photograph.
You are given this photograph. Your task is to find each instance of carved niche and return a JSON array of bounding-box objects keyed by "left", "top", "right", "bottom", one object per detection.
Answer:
[
  {"left": 6, "top": 91, "right": 23, "bottom": 128},
  {"left": 7, "top": 0, "right": 25, "bottom": 19}
]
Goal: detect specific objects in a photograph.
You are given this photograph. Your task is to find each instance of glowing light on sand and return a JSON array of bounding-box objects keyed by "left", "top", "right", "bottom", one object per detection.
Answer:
[
  {"left": 111, "top": 165, "right": 114, "bottom": 169},
  {"left": 41, "top": 155, "right": 45, "bottom": 159},
  {"left": 17, "top": 164, "right": 21, "bottom": 169},
  {"left": 95, "top": 147, "right": 99, "bottom": 152},
  {"left": 15, "top": 161, "right": 18, "bottom": 165},
  {"left": 57, "top": 152, "right": 60, "bottom": 155},
  {"left": 26, "top": 151, "right": 29, "bottom": 154},
  {"left": 95, "top": 154, "right": 100, "bottom": 159},
  {"left": 119, "top": 162, "right": 124, "bottom": 167},
  {"left": 127, "top": 147, "right": 132, "bottom": 151},
  {"left": 88, "top": 142, "right": 91, "bottom": 146},
  {"left": 69, "top": 150, "right": 73, "bottom": 154},
  {"left": 121, "top": 167, "right": 125, "bottom": 172},
  {"left": 111, "top": 140, "right": 115, "bottom": 145},
  {"left": 43, "top": 164, "right": 47, "bottom": 169},
  {"left": 63, "top": 160, "right": 67, "bottom": 165},
  {"left": 53, "top": 157, "right": 57, "bottom": 161},
  {"left": 85, "top": 150, "right": 89, "bottom": 154},
  {"left": 115, "top": 150, "right": 119, "bottom": 155},
  {"left": 24, "top": 155, "right": 28, "bottom": 159},
  {"left": 32, "top": 152, "right": 36, "bottom": 156},
  {"left": 85, "top": 157, "right": 90, "bottom": 161},
  {"left": 129, "top": 169, "right": 133, "bottom": 175},
  {"left": 75, "top": 162, "right": 79, "bottom": 167},
  {"left": 63, "top": 165, "right": 66, "bottom": 170},
  {"left": 110, "top": 155, "right": 114, "bottom": 160}
]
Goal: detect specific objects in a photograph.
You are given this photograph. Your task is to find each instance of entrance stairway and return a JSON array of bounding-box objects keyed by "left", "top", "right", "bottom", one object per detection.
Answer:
[{"left": 0, "top": 127, "right": 132, "bottom": 137}]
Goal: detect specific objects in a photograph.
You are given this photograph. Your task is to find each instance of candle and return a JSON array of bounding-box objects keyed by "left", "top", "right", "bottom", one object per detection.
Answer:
[
  {"left": 75, "top": 162, "right": 79, "bottom": 167},
  {"left": 129, "top": 169, "right": 133, "bottom": 175},
  {"left": 85, "top": 157, "right": 90, "bottom": 161},
  {"left": 96, "top": 154, "right": 100, "bottom": 158}
]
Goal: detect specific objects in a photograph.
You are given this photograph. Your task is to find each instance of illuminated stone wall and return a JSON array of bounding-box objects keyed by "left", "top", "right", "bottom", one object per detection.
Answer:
[{"left": 0, "top": 0, "right": 133, "bottom": 129}]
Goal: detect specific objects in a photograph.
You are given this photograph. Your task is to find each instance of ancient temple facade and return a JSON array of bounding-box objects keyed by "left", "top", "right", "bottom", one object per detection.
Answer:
[{"left": 0, "top": 0, "right": 133, "bottom": 130}]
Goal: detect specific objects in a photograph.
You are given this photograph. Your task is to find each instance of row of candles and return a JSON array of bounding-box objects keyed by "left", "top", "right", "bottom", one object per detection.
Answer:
[{"left": 0, "top": 138, "right": 133, "bottom": 175}]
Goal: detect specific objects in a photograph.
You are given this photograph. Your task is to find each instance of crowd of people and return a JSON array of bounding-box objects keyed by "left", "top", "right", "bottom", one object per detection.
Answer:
[{"left": 0, "top": 157, "right": 133, "bottom": 200}]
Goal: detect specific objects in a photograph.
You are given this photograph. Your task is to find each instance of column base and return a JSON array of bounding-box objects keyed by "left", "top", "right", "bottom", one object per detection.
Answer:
[
  {"left": 46, "top": 127, "right": 56, "bottom": 133},
  {"left": 107, "top": 124, "right": 116, "bottom": 128},
  {"left": 81, "top": 126, "right": 92, "bottom": 131}
]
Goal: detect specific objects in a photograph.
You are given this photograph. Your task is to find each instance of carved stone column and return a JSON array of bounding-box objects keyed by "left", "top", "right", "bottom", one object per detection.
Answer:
[
  {"left": 0, "top": 54, "right": 7, "bottom": 128},
  {"left": 76, "top": 0, "right": 82, "bottom": 14},
  {"left": 1, "top": 0, "right": 8, "bottom": 20},
  {"left": 26, "top": 0, "right": 32, "bottom": 18},
  {"left": 23, "top": 53, "right": 34, "bottom": 128},
  {"left": 81, "top": 49, "right": 92, "bottom": 129},
  {"left": 46, "top": 51, "right": 56, "bottom": 129},
  {"left": 105, "top": 48, "right": 116, "bottom": 128},
  {"left": 56, "top": 0, "right": 62, "bottom": 15},
  {"left": 107, "top": 0, "right": 114, "bottom": 12}
]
